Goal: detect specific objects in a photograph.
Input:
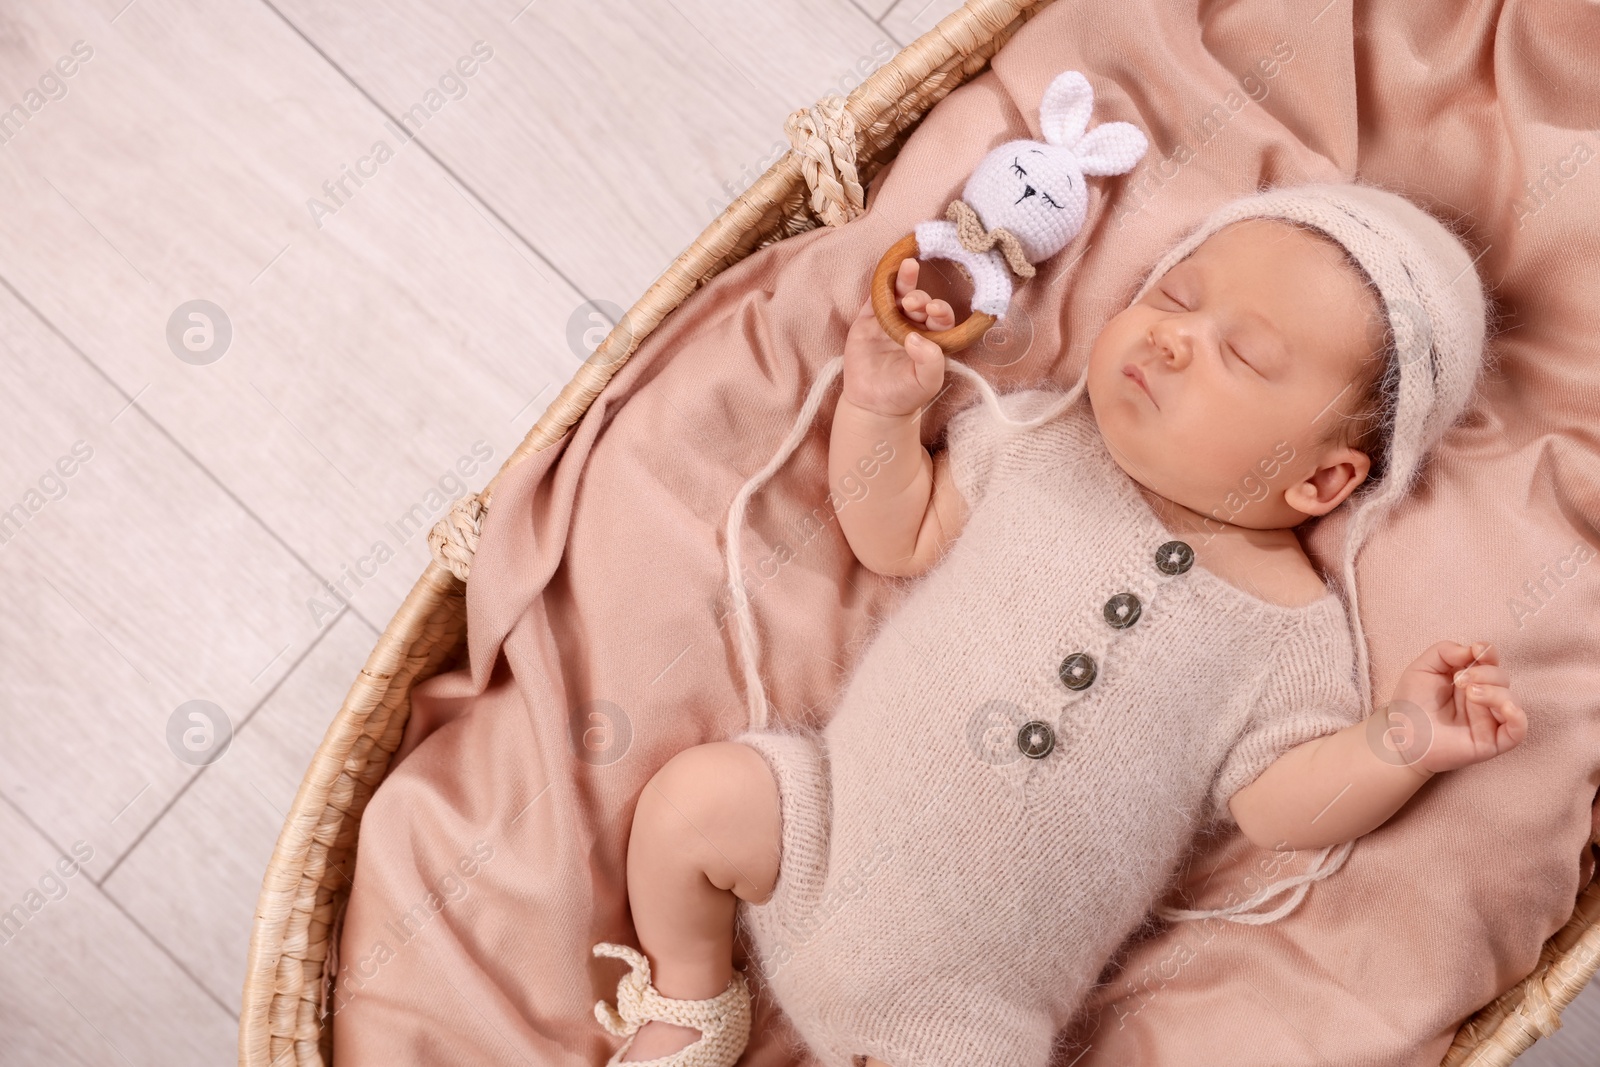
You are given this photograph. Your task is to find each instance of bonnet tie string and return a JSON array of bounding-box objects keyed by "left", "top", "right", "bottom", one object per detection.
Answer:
[{"left": 1151, "top": 839, "right": 1355, "bottom": 925}]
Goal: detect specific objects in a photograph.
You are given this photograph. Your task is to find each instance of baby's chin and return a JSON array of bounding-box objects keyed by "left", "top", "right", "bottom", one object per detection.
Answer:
[
  {"left": 1086, "top": 377, "right": 1159, "bottom": 469},
  {"left": 1088, "top": 403, "right": 1222, "bottom": 518}
]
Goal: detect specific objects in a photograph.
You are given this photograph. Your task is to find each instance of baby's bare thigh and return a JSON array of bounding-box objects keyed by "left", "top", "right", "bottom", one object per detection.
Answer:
[{"left": 636, "top": 740, "right": 783, "bottom": 903}]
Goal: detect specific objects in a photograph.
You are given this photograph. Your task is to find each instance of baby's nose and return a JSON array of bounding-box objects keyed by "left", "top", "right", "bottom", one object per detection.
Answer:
[{"left": 1150, "top": 322, "right": 1193, "bottom": 365}]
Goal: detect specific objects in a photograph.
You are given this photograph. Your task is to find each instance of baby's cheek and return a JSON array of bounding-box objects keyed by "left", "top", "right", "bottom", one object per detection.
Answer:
[{"left": 1087, "top": 314, "right": 1134, "bottom": 371}]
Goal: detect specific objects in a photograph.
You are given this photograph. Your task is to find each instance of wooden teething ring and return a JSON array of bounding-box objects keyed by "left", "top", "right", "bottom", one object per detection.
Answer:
[{"left": 871, "top": 233, "right": 997, "bottom": 354}]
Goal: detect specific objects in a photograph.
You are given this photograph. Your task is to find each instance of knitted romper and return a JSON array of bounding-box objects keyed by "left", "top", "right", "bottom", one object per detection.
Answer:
[{"left": 732, "top": 387, "right": 1365, "bottom": 1067}]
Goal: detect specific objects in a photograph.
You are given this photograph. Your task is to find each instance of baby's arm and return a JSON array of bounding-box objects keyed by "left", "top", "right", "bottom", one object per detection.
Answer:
[
  {"left": 830, "top": 259, "right": 969, "bottom": 578},
  {"left": 1229, "top": 640, "right": 1527, "bottom": 851}
]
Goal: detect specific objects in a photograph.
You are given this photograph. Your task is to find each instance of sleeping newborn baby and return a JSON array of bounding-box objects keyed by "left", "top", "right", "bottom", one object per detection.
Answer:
[{"left": 589, "top": 183, "right": 1527, "bottom": 1067}]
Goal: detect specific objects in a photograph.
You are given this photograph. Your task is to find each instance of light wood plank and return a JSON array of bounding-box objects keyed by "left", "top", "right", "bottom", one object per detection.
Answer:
[
  {"left": 0, "top": 280, "right": 319, "bottom": 867},
  {"left": 102, "top": 611, "right": 376, "bottom": 1013},
  {"left": 881, "top": 0, "right": 966, "bottom": 46},
  {"left": 0, "top": 0, "right": 583, "bottom": 631},
  {"left": 272, "top": 0, "right": 896, "bottom": 303},
  {"left": 0, "top": 797, "right": 235, "bottom": 1065}
]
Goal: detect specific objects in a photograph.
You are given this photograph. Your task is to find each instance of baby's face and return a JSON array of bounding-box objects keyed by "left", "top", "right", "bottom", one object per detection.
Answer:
[{"left": 1086, "top": 218, "right": 1387, "bottom": 530}]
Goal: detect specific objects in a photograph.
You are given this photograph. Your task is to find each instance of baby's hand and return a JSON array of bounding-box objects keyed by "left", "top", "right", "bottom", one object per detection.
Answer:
[
  {"left": 841, "top": 258, "right": 955, "bottom": 419},
  {"left": 1386, "top": 640, "right": 1527, "bottom": 775}
]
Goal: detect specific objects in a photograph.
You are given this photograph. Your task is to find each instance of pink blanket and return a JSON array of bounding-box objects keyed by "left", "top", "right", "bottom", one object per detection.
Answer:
[{"left": 332, "top": 1, "right": 1600, "bottom": 1064}]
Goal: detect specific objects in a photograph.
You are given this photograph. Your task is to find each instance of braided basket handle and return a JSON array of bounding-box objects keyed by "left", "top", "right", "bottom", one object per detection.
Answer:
[{"left": 428, "top": 493, "right": 485, "bottom": 583}]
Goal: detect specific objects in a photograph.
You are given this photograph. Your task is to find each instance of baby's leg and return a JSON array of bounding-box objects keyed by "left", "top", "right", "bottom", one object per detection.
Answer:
[{"left": 618, "top": 741, "right": 781, "bottom": 1062}]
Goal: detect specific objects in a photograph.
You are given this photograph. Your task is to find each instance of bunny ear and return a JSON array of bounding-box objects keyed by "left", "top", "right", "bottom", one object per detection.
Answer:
[
  {"left": 1039, "top": 70, "right": 1093, "bottom": 147},
  {"left": 1074, "top": 122, "right": 1148, "bottom": 176}
]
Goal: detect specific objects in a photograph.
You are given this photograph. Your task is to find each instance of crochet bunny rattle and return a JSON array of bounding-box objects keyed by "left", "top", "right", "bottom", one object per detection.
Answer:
[{"left": 870, "top": 70, "right": 1148, "bottom": 350}]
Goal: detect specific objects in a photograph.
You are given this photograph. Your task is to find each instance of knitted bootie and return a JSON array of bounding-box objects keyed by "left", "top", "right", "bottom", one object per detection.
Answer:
[{"left": 591, "top": 942, "right": 752, "bottom": 1067}]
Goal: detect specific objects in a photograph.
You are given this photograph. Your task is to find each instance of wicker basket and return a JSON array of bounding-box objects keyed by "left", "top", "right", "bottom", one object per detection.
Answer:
[{"left": 237, "top": 2, "right": 1600, "bottom": 1063}]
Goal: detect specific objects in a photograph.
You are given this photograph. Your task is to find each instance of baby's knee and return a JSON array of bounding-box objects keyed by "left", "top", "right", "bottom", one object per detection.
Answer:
[
  {"left": 640, "top": 741, "right": 777, "bottom": 833},
  {"left": 635, "top": 741, "right": 781, "bottom": 899}
]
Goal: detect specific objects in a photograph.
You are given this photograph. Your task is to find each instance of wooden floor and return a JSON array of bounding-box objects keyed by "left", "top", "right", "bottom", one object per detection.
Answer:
[{"left": 0, "top": 1, "right": 1592, "bottom": 1064}]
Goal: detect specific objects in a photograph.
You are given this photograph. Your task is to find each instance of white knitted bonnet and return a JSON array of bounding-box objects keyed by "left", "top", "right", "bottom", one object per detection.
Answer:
[{"left": 1126, "top": 182, "right": 1490, "bottom": 715}]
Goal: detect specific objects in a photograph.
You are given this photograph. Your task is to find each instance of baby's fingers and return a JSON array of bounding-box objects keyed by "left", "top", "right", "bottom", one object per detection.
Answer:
[
  {"left": 1448, "top": 640, "right": 1500, "bottom": 677},
  {"left": 901, "top": 287, "right": 932, "bottom": 323},
  {"left": 894, "top": 257, "right": 921, "bottom": 299},
  {"left": 1464, "top": 683, "right": 1526, "bottom": 753},
  {"left": 923, "top": 298, "right": 956, "bottom": 331},
  {"left": 1454, "top": 663, "right": 1510, "bottom": 691},
  {"left": 903, "top": 330, "right": 945, "bottom": 366},
  {"left": 1415, "top": 639, "right": 1497, "bottom": 685}
]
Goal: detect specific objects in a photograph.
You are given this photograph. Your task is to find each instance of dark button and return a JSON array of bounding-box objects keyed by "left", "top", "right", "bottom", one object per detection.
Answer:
[
  {"left": 1017, "top": 720, "right": 1055, "bottom": 759},
  {"left": 1103, "top": 592, "right": 1142, "bottom": 629},
  {"left": 1058, "top": 652, "right": 1097, "bottom": 691},
  {"left": 1155, "top": 540, "right": 1195, "bottom": 575}
]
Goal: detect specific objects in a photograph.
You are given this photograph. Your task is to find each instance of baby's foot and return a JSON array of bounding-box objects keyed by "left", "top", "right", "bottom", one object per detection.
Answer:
[{"left": 621, "top": 1019, "right": 702, "bottom": 1062}]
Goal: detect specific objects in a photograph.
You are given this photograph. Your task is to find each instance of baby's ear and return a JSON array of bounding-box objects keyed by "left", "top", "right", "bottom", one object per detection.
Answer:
[
  {"left": 1285, "top": 446, "right": 1373, "bottom": 518},
  {"left": 1074, "top": 123, "right": 1148, "bottom": 176},
  {"left": 1039, "top": 70, "right": 1093, "bottom": 147}
]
